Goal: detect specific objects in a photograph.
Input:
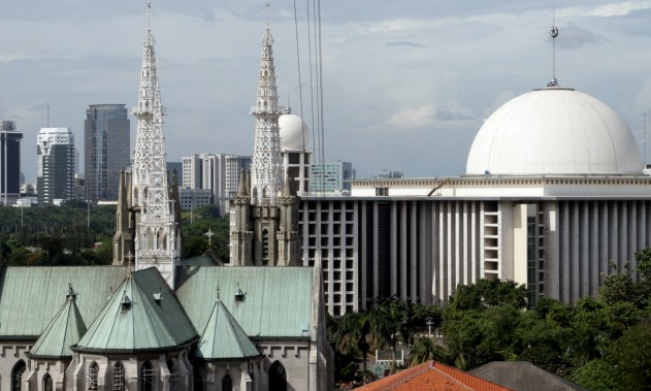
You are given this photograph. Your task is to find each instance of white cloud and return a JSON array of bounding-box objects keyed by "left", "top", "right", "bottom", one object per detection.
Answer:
[{"left": 386, "top": 104, "right": 436, "bottom": 128}]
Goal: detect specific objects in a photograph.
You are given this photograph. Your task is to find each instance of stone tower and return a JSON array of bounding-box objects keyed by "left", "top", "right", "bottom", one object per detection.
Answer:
[
  {"left": 230, "top": 18, "right": 300, "bottom": 266},
  {"left": 113, "top": 3, "right": 181, "bottom": 288}
]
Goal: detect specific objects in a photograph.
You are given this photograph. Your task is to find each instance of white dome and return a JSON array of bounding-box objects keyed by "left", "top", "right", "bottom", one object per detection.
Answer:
[
  {"left": 279, "top": 114, "right": 309, "bottom": 151},
  {"left": 466, "top": 88, "right": 643, "bottom": 176}
]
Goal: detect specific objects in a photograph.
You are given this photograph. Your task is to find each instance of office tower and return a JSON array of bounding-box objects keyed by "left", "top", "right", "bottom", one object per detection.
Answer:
[
  {"left": 84, "top": 104, "right": 130, "bottom": 201},
  {"left": 310, "top": 161, "right": 354, "bottom": 193},
  {"left": 36, "top": 128, "right": 75, "bottom": 205},
  {"left": 0, "top": 121, "right": 23, "bottom": 205},
  {"left": 181, "top": 153, "right": 251, "bottom": 215}
]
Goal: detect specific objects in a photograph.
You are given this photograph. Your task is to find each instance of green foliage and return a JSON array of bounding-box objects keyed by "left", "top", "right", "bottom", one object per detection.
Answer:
[
  {"left": 449, "top": 279, "right": 527, "bottom": 311},
  {"left": 605, "top": 320, "right": 651, "bottom": 391},
  {"left": 571, "top": 359, "right": 618, "bottom": 391}
]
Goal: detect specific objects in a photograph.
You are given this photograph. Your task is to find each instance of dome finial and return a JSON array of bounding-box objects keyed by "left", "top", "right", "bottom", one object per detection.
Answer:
[{"left": 548, "top": 5, "right": 560, "bottom": 87}]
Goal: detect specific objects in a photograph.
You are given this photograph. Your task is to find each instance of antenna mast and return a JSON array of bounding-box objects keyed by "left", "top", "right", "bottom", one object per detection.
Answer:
[
  {"left": 46, "top": 104, "right": 50, "bottom": 127},
  {"left": 548, "top": 7, "right": 559, "bottom": 87}
]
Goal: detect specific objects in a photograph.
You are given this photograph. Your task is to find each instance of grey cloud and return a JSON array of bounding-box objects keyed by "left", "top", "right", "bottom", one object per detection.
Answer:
[
  {"left": 435, "top": 111, "right": 475, "bottom": 121},
  {"left": 556, "top": 26, "right": 607, "bottom": 49},
  {"left": 384, "top": 41, "right": 426, "bottom": 48}
]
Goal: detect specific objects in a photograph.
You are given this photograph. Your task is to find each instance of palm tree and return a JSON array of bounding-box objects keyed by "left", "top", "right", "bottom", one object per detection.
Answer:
[
  {"left": 339, "top": 311, "right": 372, "bottom": 372},
  {"left": 369, "top": 297, "right": 409, "bottom": 374},
  {"left": 409, "top": 337, "right": 438, "bottom": 366}
]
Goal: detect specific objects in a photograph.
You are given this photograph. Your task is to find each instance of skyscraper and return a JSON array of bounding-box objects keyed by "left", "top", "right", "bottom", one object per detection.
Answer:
[
  {"left": 36, "top": 128, "right": 75, "bottom": 205},
  {"left": 0, "top": 121, "right": 23, "bottom": 205},
  {"left": 84, "top": 104, "right": 130, "bottom": 201},
  {"left": 181, "top": 153, "right": 251, "bottom": 215}
]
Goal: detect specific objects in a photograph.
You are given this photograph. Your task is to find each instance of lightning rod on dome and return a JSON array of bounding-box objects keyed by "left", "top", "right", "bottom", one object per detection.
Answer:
[{"left": 548, "top": 6, "right": 559, "bottom": 87}]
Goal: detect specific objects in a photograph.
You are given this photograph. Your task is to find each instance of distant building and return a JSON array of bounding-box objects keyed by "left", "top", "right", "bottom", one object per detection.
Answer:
[
  {"left": 36, "top": 128, "right": 75, "bottom": 205},
  {"left": 0, "top": 121, "right": 23, "bottom": 205},
  {"left": 84, "top": 104, "right": 130, "bottom": 201},
  {"left": 310, "top": 160, "right": 354, "bottom": 193},
  {"left": 166, "top": 161, "right": 182, "bottom": 185},
  {"left": 178, "top": 187, "right": 213, "bottom": 210},
  {"left": 376, "top": 169, "right": 404, "bottom": 179},
  {"left": 181, "top": 153, "right": 251, "bottom": 215}
]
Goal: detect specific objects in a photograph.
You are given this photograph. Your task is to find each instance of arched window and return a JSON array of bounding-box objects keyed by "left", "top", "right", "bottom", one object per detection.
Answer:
[
  {"left": 221, "top": 374, "right": 233, "bottom": 391},
  {"left": 88, "top": 362, "right": 99, "bottom": 391},
  {"left": 113, "top": 362, "right": 125, "bottom": 391},
  {"left": 268, "top": 361, "right": 287, "bottom": 391},
  {"left": 141, "top": 361, "right": 155, "bottom": 391},
  {"left": 43, "top": 374, "right": 53, "bottom": 391},
  {"left": 11, "top": 360, "right": 26, "bottom": 391}
]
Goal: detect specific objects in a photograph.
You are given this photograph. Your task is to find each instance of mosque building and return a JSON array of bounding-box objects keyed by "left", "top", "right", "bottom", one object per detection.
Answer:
[
  {"left": 0, "top": 6, "right": 332, "bottom": 391},
  {"left": 298, "top": 83, "right": 651, "bottom": 315}
]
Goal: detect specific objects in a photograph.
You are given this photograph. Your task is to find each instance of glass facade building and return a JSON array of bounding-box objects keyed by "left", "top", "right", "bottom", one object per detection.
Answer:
[
  {"left": 84, "top": 104, "right": 130, "bottom": 201},
  {"left": 0, "top": 121, "right": 22, "bottom": 204}
]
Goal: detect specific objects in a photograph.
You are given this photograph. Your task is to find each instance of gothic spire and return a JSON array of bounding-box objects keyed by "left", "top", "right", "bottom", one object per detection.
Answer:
[
  {"left": 130, "top": 2, "right": 180, "bottom": 288},
  {"left": 250, "top": 9, "right": 284, "bottom": 206}
]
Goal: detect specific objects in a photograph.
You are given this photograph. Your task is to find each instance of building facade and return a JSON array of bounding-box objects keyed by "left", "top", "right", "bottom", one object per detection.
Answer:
[
  {"left": 182, "top": 153, "right": 251, "bottom": 216},
  {"left": 310, "top": 161, "right": 354, "bottom": 194},
  {"left": 298, "top": 86, "right": 651, "bottom": 316},
  {"left": 84, "top": 104, "right": 130, "bottom": 201},
  {"left": 0, "top": 120, "right": 22, "bottom": 205},
  {"left": 36, "top": 127, "right": 75, "bottom": 205}
]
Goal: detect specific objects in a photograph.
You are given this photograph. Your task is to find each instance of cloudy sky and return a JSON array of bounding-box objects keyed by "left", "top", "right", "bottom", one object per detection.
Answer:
[{"left": 2, "top": 0, "right": 651, "bottom": 182}]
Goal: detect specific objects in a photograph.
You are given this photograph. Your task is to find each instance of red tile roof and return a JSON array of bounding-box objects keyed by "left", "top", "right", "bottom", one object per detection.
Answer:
[{"left": 355, "top": 361, "right": 514, "bottom": 391}]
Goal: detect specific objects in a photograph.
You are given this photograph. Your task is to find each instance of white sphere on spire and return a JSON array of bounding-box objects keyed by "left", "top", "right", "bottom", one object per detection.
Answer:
[{"left": 279, "top": 113, "right": 309, "bottom": 151}]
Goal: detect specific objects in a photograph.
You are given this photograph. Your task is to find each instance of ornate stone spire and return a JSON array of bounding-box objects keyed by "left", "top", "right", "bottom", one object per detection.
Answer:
[
  {"left": 131, "top": 3, "right": 180, "bottom": 287},
  {"left": 250, "top": 16, "right": 284, "bottom": 206}
]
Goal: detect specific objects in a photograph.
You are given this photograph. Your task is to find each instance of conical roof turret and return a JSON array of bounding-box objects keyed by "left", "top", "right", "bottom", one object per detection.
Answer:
[{"left": 27, "top": 285, "right": 87, "bottom": 359}]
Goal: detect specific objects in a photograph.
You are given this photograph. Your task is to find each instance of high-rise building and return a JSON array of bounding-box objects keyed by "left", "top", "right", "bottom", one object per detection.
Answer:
[
  {"left": 310, "top": 160, "right": 354, "bottom": 193},
  {"left": 181, "top": 153, "right": 251, "bottom": 215},
  {"left": 36, "top": 128, "right": 75, "bottom": 205},
  {"left": 0, "top": 121, "right": 23, "bottom": 205},
  {"left": 84, "top": 104, "right": 130, "bottom": 201}
]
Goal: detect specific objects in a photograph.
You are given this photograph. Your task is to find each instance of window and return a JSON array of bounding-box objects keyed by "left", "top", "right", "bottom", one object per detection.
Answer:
[
  {"left": 222, "top": 374, "right": 233, "bottom": 391},
  {"left": 43, "top": 374, "right": 53, "bottom": 391},
  {"left": 12, "top": 361, "right": 26, "bottom": 391},
  {"left": 268, "top": 361, "right": 287, "bottom": 391},
  {"left": 88, "top": 362, "right": 99, "bottom": 391},
  {"left": 141, "top": 361, "right": 155, "bottom": 391},
  {"left": 113, "top": 362, "right": 125, "bottom": 391}
]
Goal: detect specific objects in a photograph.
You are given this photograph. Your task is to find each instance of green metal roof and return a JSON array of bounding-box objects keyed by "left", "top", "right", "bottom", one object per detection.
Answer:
[
  {"left": 180, "top": 255, "right": 218, "bottom": 267},
  {"left": 196, "top": 296, "right": 260, "bottom": 360},
  {"left": 27, "top": 286, "right": 87, "bottom": 358},
  {"left": 176, "top": 266, "right": 314, "bottom": 339},
  {"left": 75, "top": 267, "right": 197, "bottom": 352},
  {"left": 0, "top": 266, "right": 128, "bottom": 339}
]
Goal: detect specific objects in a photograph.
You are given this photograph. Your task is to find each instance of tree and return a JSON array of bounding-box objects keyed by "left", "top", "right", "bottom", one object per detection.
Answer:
[
  {"left": 605, "top": 320, "right": 651, "bottom": 391},
  {"left": 571, "top": 359, "right": 618, "bottom": 391},
  {"left": 369, "top": 297, "right": 409, "bottom": 374},
  {"left": 409, "top": 337, "right": 445, "bottom": 366},
  {"left": 338, "top": 311, "right": 372, "bottom": 372}
]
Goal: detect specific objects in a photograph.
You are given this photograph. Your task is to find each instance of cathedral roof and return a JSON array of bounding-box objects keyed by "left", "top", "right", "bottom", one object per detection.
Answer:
[
  {"left": 74, "top": 267, "right": 198, "bottom": 353},
  {"left": 27, "top": 286, "right": 87, "bottom": 359},
  {"left": 466, "top": 87, "right": 643, "bottom": 176},
  {"left": 176, "top": 266, "right": 314, "bottom": 339},
  {"left": 0, "top": 266, "right": 128, "bottom": 339},
  {"left": 195, "top": 295, "right": 260, "bottom": 360}
]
